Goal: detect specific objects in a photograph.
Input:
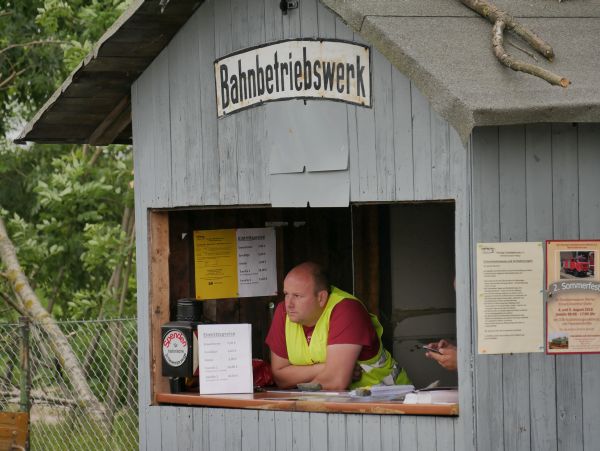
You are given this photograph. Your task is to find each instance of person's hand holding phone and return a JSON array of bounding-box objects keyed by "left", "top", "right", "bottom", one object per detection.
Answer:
[{"left": 424, "top": 339, "right": 457, "bottom": 371}]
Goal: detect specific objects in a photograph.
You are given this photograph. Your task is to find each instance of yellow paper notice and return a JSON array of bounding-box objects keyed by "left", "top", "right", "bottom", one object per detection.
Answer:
[{"left": 193, "top": 229, "right": 238, "bottom": 300}]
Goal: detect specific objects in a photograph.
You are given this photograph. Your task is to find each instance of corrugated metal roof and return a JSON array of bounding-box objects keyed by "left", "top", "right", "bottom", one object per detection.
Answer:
[{"left": 16, "top": 0, "right": 600, "bottom": 144}]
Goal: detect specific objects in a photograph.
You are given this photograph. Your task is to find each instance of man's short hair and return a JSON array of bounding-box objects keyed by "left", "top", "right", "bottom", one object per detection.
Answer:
[{"left": 310, "top": 263, "right": 330, "bottom": 294}]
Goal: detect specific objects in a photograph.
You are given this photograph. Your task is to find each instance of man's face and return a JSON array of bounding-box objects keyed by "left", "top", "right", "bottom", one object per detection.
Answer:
[{"left": 283, "top": 271, "right": 326, "bottom": 327}]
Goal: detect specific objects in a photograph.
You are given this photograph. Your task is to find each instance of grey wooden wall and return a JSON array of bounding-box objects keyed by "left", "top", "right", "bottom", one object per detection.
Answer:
[
  {"left": 131, "top": 0, "right": 473, "bottom": 449},
  {"left": 471, "top": 124, "right": 600, "bottom": 451}
]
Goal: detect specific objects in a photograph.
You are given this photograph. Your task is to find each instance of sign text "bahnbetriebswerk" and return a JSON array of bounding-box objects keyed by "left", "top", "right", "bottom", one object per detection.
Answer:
[{"left": 214, "top": 39, "right": 371, "bottom": 117}]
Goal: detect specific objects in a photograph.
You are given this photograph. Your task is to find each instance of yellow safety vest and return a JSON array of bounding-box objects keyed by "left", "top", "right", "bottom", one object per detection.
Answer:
[{"left": 285, "top": 286, "right": 410, "bottom": 389}]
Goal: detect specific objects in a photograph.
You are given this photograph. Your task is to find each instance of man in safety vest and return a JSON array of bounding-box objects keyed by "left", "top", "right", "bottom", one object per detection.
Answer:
[{"left": 266, "top": 262, "right": 410, "bottom": 390}]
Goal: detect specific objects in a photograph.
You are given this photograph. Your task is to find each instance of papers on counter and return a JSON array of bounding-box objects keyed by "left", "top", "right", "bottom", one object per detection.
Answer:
[
  {"left": 349, "top": 384, "right": 414, "bottom": 398},
  {"left": 404, "top": 389, "right": 458, "bottom": 405}
]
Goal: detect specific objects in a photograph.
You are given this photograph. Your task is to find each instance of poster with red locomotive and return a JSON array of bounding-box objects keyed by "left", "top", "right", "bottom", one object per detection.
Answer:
[{"left": 546, "top": 240, "right": 600, "bottom": 354}]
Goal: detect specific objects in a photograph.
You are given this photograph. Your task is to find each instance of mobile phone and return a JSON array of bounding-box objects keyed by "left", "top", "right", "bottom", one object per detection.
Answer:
[{"left": 421, "top": 345, "right": 442, "bottom": 354}]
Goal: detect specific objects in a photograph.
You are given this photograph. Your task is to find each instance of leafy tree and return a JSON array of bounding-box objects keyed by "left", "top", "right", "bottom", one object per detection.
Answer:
[
  {"left": 0, "top": 142, "right": 135, "bottom": 321},
  {"left": 0, "top": 0, "right": 134, "bottom": 322},
  {"left": 1, "top": 0, "right": 130, "bottom": 134}
]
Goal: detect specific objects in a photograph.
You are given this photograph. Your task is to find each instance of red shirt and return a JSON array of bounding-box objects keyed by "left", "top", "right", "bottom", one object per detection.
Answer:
[{"left": 265, "top": 299, "right": 379, "bottom": 361}]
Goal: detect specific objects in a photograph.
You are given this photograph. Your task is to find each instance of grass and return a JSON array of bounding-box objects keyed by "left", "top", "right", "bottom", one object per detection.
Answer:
[{"left": 30, "top": 408, "right": 138, "bottom": 451}]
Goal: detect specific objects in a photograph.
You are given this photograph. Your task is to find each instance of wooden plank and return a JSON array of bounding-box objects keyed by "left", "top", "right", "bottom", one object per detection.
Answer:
[
  {"left": 435, "top": 417, "right": 455, "bottom": 451},
  {"left": 264, "top": 0, "right": 283, "bottom": 42},
  {"left": 431, "top": 109, "right": 451, "bottom": 199},
  {"left": 399, "top": 415, "right": 418, "bottom": 450},
  {"left": 552, "top": 124, "right": 579, "bottom": 239},
  {"left": 202, "top": 408, "right": 210, "bottom": 450},
  {"left": 450, "top": 128, "right": 475, "bottom": 451},
  {"left": 524, "top": 123, "right": 557, "bottom": 451},
  {"left": 230, "top": 0, "right": 254, "bottom": 206},
  {"left": 224, "top": 409, "right": 243, "bottom": 450},
  {"left": 471, "top": 127, "right": 504, "bottom": 451},
  {"left": 309, "top": 413, "right": 328, "bottom": 451},
  {"left": 300, "top": 0, "right": 319, "bottom": 37},
  {"left": 275, "top": 411, "right": 293, "bottom": 451},
  {"left": 0, "top": 412, "right": 28, "bottom": 451},
  {"left": 198, "top": 0, "right": 219, "bottom": 205},
  {"left": 289, "top": 412, "right": 309, "bottom": 451},
  {"left": 333, "top": 18, "right": 359, "bottom": 203},
  {"left": 248, "top": 0, "right": 268, "bottom": 204},
  {"left": 168, "top": 13, "right": 203, "bottom": 207},
  {"left": 380, "top": 415, "right": 400, "bottom": 451},
  {"left": 176, "top": 408, "right": 194, "bottom": 451},
  {"left": 498, "top": 125, "right": 531, "bottom": 451},
  {"left": 355, "top": 82, "right": 376, "bottom": 200},
  {"left": 149, "top": 211, "right": 171, "bottom": 399},
  {"left": 362, "top": 415, "right": 381, "bottom": 450},
  {"left": 131, "top": 78, "right": 153, "bottom": 418},
  {"left": 411, "top": 82, "right": 432, "bottom": 200},
  {"left": 551, "top": 124, "right": 583, "bottom": 451},
  {"left": 499, "top": 125, "right": 527, "bottom": 239},
  {"left": 346, "top": 414, "right": 362, "bottom": 451},
  {"left": 215, "top": 0, "right": 238, "bottom": 205},
  {"left": 416, "top": 417, "right": 437, "bottom": 450},
  {"left": 282, "top": 0, "right": 300, "bottom": 38},
  {"left": 149, "top": 49, "right": 172, "bottom": 207},
  {"left": 208, "top": 408, "right": 227, "bottom": 451},
  {"left": 578, "top": 124, "right": 600, "bottom": 451},
  {"left": 156, "top": 391, "right": 459, "bottom": 415},
  {"left": 159, "top": 407, "right": 177, "bottom": 449},
  {"left": 392, "top": 68, "right": 414, "bottom": 201},
  {"left": 373, "top": 49, "right": 395, "bottom": 201},
  {"left": 88, "top": 94, "right": 131, "bottom": 145},
  {"left": 146, "top": 406, "right": 162, "bottom": 451},
  {"left": 192, "top": 408, "right": 205, "bottom": 451},
  {"left": 259, "top": 410, "right": 276, "bottom": 451},
  {"left": 242, "top": 410, "right": 260, "bottom": 451},
  {"left": 327, "top": 414, "right": 346, "bottom": 451}
]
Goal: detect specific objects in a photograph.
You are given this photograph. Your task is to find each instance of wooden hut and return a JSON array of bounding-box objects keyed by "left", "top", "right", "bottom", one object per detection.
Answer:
[{"left": 17, "top": 0, "right": 600, "bottom": 449}]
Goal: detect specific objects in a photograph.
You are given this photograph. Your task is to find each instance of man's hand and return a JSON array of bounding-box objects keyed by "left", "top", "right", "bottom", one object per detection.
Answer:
[{"left": 425, "top": 339, "right": 457, "bottom": 371}]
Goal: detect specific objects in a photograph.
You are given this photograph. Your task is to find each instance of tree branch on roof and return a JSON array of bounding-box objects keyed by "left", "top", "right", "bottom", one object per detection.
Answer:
[{"left": 459, "top": 0, "right": 570, "bottom": 87}]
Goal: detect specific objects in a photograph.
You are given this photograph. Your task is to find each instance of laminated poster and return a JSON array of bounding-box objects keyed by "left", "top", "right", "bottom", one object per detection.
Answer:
[
  {"left": 546, "top": 240, "right": 600, "bottom": 354},
  {"left": 476, "top": 242, "right": 544, "bottom": 354},
  {"left": 198, "top": 323, "right": 253, "bottom": 394},
  {"left": 193, "top": 227, "right": 277, "bottom": 300}
]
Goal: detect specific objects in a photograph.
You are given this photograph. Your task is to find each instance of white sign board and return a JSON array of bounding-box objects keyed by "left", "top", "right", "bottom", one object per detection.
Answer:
[
  {"left": 215, "top": 39, "right": 371, "bottom": 117},
  {"left": 236, "top": 227, "right": 277, "bottom": 298},
  {"left": 476, "top": 242, "right": 545, "bottom": 354},
  {"left": 198, "top": 323, "right": 253, "bottom": 394}
]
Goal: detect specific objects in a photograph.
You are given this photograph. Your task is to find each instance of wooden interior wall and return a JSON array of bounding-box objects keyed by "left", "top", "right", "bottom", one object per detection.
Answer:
[
  {"left": 472, "top": 124, "right": 600, "bottom": 451},
  {"left": 164, "top": 207, "right": 353, "bottom": 362}
]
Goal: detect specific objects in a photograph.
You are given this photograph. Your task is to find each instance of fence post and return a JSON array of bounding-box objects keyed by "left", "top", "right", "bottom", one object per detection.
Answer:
[{"left": 19, "top": 316, "right": 31, "bottom": 450}]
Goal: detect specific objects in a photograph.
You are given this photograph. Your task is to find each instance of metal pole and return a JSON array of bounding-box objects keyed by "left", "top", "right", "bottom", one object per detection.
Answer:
[{"left": 19, "top": 316, "right": 31, "bottom": 451}]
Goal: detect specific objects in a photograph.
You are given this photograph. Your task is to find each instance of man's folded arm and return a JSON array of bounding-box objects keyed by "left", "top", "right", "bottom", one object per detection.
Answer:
[
  {"left": 271, "top": 343, "right": 361, "bottom": 390},
  {"left": 270, "top": 351, "right": 325, "bottom": 389},
  {"left": 310, "top": 344, "right": 361, "bottom": 390}
]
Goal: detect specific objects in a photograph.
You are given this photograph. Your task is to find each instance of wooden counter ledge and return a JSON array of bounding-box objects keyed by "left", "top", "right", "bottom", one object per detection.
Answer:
[{"left": 156, "top": 391, "right": 459, "bottom": 416}]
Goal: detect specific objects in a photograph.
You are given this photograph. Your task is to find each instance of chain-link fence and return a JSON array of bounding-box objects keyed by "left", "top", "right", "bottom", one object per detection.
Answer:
[{"left": 0, "top": 318, "right": 138, "bottom": 450}]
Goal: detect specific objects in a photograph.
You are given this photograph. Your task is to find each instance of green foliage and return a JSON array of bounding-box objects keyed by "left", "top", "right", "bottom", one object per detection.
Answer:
[
  {"left": 0, "top": 0, "right": 131, "bottom": 135},
  {"left": 0, "top": 143, "right": 136, "bottom": 320},
  {"left": 0, "top": 0, "right": 135, "bottom": 321}
]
